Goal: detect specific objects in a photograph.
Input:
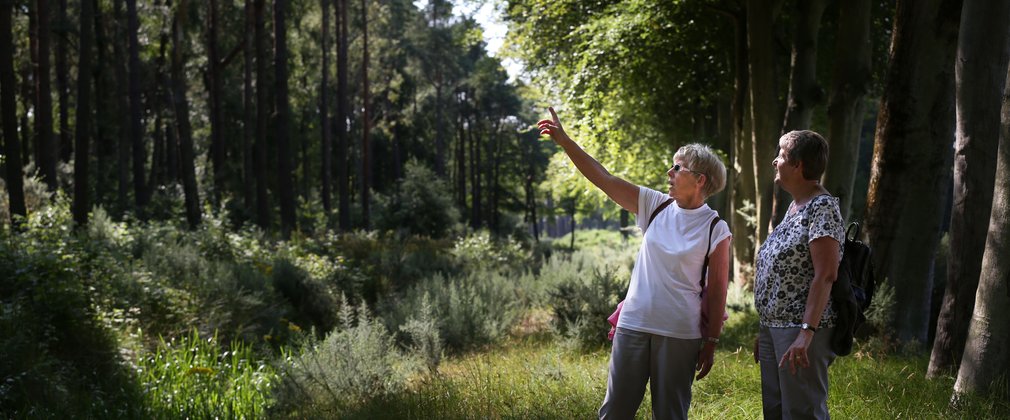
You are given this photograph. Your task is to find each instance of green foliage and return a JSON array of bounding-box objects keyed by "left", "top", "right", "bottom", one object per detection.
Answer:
[
  {"left": 383, "top": 270, "right": 527, "bottom": 353},
  {"left": 271, "top": 258, "right": 340, "bottom": 335},
  {"left": 398, "top": 292, "right": 444, "bottom": 372},
  {"left": 451, "top": 230, "right": 533, "bottom": 274},
  {"left": 374, "top": 160, "right": 462, "bottom": 238},
  {"left": 136, "top": 330, "right": 276, "bottom": 418},
  {"left": 273, "top": 298, "right": 418, "bottom": 416},
  {"left": 0, "top": 199, "right": 140, "bottom": 417},
  {"left": 548, "top": 266, "right": 628, "bottom": 349}
]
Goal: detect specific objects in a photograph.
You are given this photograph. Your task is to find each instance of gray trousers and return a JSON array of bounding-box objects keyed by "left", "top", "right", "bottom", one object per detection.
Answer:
[
  {"left": 599, "top": 327, "right": 701, "bottom": 420},
  {"left": 758, "top": 326, "right": 835, "bottom": 420}
]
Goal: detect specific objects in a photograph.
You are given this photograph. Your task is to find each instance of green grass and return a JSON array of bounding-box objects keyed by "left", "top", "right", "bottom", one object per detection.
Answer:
[
  {"left": 334, "top": 309, "right": 1010, "bottom": 419},
  {"left": 135, "top": 329, "right": 277, "bottom": 419}
]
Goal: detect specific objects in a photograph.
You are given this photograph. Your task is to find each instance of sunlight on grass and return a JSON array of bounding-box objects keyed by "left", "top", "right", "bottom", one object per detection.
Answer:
[{"left": 338, "top": 308, "right": 1009, "bottom": 419}]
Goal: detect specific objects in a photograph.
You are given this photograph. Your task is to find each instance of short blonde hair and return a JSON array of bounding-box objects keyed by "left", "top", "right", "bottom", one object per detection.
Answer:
[{"left": 674, "top": 143, "right": 727, "bottom": 199}]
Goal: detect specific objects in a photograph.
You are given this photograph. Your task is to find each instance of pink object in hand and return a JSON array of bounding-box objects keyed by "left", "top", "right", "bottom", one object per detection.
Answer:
[{"left": 607, "top": 301, "right": 624, "bottom": 341}]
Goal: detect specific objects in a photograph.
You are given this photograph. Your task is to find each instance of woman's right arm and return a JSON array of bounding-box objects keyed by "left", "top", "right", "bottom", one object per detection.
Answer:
[{"left": 538, "top": 107, "right": 639, "bottom": 213}]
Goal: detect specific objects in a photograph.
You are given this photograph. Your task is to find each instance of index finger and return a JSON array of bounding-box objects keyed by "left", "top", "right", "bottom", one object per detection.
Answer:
[{"left": 549, "top": 106, "right": 559, "bottom": 122}]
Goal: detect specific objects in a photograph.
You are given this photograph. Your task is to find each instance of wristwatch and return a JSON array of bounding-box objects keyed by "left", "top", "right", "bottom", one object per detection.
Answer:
[{"left": 800, "top": 323, "right": 818, "bottom": 333}]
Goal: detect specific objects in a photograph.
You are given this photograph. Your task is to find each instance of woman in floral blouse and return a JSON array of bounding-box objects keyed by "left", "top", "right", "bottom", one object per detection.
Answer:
[{"left": 754, "top": 130, "right": 844, "bottom": 419}]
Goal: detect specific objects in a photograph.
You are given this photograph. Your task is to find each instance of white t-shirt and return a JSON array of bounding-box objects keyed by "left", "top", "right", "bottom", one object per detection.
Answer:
[{"left": 616, "top": 187, "right": 732, "bottom": 339}]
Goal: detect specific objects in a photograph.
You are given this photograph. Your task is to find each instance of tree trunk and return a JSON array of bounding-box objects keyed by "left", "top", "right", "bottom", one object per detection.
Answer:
[
  {"left": 254, "top": 0, "right": 270, "bottom": 229},
  {"left": 823, "top": 0, "right": 872, "bottom": 222},
  {"left": 715, "top": 4, "right": 755, "bottom": 286},
  {"left": 56, "top": 0, "right": 70, "bottom": 162},
  {"left": 746, "top": 0, "right": 784, "bottom": 253},
  {"left": 170, "top": 0, "right": 202, "bottom": 229},
  {"left": 25, "top": 1, "right": 37, "bottom": 172},
  {"left": 1, "top": 0, "right": 27, "bottom": 224},
  {"left": 781, "top": 0, "right": 827, "bottom": 132},
  {"left": 126, "top": 0, "right": 147, "bottom": 215},
  {"left": 275, "top": 0, "right": 296, "bottom": 238},
  {"left": 929, "top": 0, "right": 1010, "bottom": 378},
  {"left": 469, "top": 101, "right": 480, "bottom": 229},
  {"left": 207, "top": 0, "right": 224, "bottom": 206},
  {"left": 114, "top": 0, "right": 130, "bottom": 214},
  {"left": 336, "top": 0, "right": 349, "bottom": 231},
  {"left": 71, "top": 0, "right": 95, "bottom": 226},
  {"left": 952, "top": 59, "right": 1010, "bottom": 403},
  {"left": 320, "top": 0, "right": 332, "bottom": 213},
  {"left": 456, "top": 106, "right": 466, "bottom": 209},
  {"left": 242, "top": 0, "right": 255, "bottom": 213},
  {"left": 772, "top": 0, "right": 828, "bottom": 228},
  {"left": 864, "top": 0, "right": 962, "bottom": 345},
  {"left": 360, "top": 0, "right": 370, "bottom": 230},
  {"left": 150, "top": 113, "right": 164, "bottom": 188},
  {"left": 34, "top": 0, "right": 56, "bottom": 190}
]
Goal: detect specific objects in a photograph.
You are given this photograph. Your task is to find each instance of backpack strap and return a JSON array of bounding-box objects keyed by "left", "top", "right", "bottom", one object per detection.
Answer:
[
  {"left": 647, "top": 198, "right": 675, "bottom": 230},
  {"left": 699, "top": 217, "right": 721, "bottom": 289}
]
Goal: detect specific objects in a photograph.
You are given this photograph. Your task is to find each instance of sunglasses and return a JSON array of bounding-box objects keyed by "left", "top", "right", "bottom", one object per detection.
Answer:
[{"left": 672, "top": 164, "right": 704, "bottom": 177}]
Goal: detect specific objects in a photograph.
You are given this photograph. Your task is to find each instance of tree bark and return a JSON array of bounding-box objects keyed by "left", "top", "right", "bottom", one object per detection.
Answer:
[
  {"left": 952, "top": 58, "right": 1010, "bottom": 403},
  {"left": 126, "top": 0, "right": 147, "bottom": 215},
  {"left": 242, "top": 0, "right": 255, "bottom": 213},
  {"left": 336, "top": 0, "right": 350, "bottom": 231},
  {"left": 254, "top": 0, "right": 270, "bottom": 229},
  {"left": 1, "top": 0, "right": 27, "bottom": 224},
  {"left": 823, "top": 0, "right": 872, "bottom": 222},
  {"left": 714, "top": 4, "right": 756, "bottom": 286},
  {"left": 929, "top": 0, "right": 1010, "bottom": 378},
  {"left": 864, "top": 0, "right": 962, "bottom": 345},
  {"left": 275, "top": 0, "right": 296, "bottom": 238},
  {"left": 34, "top": 0, "right": 56, "bottom": 191},
  {"left": 207, "top": 0, "right": 224, "bottom": 206},
  {"left": 772, "top": 0, "right": 828, "bottom": 228},
  {"left": 71, "top": 0, "right": 96, "bottom": 226},
  {"left": 781, "top": 0, "right": 827, "bottom": 132},
  {"left": 320, "top": 0, "right": 332, "bottom": 213},
  {"left": 56, "top": 0, "right": 70, "bottom": 162},
  {"left": 746, "top": 0, "right": 784, "bottom": 253},
  {"left": 170, "top": 0, "right": 202, "bottom": 229},
  {"left": 360, "top": 0, "right": 370, "bottom": 230},
  {"left": 114, "top": 0, "right": 131, "bottom": 214}
]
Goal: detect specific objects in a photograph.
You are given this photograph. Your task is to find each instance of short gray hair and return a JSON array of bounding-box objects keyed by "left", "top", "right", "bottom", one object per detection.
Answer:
[
  {"left": 780, "top": 130, "right": 828, "bottom": 180},
  {"left": 674, "top": 143, "right": 726, "bottom": 199}
]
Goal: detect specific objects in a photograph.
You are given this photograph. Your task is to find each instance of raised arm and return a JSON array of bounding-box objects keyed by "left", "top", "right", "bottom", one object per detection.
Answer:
[{"left": 538, "top": 107, "right": 639, "bottom": 213}]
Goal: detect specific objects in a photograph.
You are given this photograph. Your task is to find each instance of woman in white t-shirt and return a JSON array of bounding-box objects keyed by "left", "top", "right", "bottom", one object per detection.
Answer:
[{"left": 539, "top": 108, "right": 731, "bottom": 420}]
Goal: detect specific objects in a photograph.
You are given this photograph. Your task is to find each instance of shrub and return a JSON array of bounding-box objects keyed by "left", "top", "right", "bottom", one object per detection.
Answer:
[
  {"left": 451, "top": 230, "right": 533, "bottom": 274},
  {"left": 274, "top": 298, "right": 416, "bottom": 416},
  {"left": 548, "top": 266, "right": 628, "bottom": 349},
  {"left": 398, "top": 292, "right": 443, "bottom": 372},
  {"left": 271, "top": 258, "right": 340, "bottom": 335},
  {"left": 382, "top": 270, "right": 527, "bottom": 353},
  {"left": 373, "top": 160, "right": 462, "bottom": 238},
  {"left": 0, "top": 201, "right": 141, "bottom": 417}
]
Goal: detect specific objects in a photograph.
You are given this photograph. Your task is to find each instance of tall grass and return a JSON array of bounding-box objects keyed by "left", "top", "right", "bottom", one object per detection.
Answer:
[
  {"left": 336, "top": 317, "right": 1010, "bottom": 419},
  {"left": 136, "top": 330, "right": 276, "bottom": 419}
]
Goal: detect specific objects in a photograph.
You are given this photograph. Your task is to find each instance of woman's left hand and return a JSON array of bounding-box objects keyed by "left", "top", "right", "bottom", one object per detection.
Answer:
[
  {"left": 779, "top": 330, "right": 814, "bottom": 375},
  {"left": 696, "top": 343, "right": 717, "bottom": 380}
]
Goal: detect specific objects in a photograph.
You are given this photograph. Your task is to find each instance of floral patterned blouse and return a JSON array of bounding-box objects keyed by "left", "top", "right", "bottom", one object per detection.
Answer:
[{"left": 755, "top": 194, "right": 845, "bottom": 328}]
